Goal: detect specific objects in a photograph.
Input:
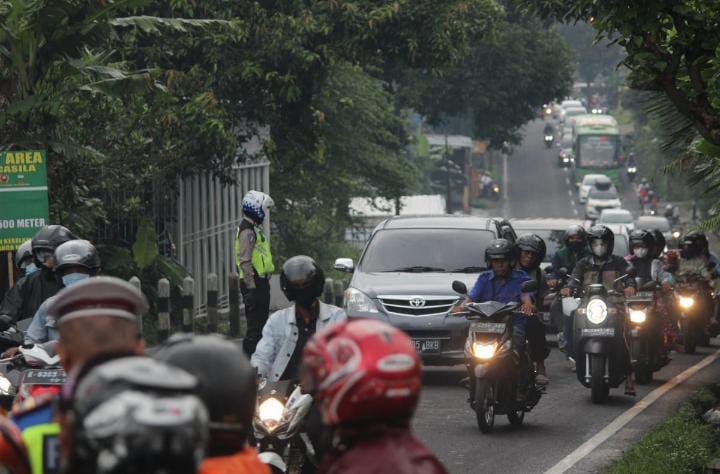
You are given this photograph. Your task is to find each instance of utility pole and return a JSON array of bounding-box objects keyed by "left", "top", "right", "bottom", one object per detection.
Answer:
[{"left": 445, "top": 132, "right": 452, "bottom": 214}]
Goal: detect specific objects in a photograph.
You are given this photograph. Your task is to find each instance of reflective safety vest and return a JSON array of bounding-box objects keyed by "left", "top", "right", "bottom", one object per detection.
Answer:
[
  {"left": 235, "top": 226, "right": 274, "bottom": 279},
  {"left": 13, "top": 401, "right": 60, "bottom": 474}
]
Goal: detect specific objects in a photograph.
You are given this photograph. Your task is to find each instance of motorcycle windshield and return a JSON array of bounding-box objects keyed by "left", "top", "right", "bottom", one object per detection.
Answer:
[
  {"left": 468, "top": 301, "right": 519, "bottom": 317},
  {"left": 257, "top": 379, "right": 295, "bottom": 402}
]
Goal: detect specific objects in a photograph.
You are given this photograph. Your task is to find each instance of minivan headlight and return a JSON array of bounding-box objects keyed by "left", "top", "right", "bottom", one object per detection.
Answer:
[{"left": 344, "top": 288, "right": 379, "bottom": 313}]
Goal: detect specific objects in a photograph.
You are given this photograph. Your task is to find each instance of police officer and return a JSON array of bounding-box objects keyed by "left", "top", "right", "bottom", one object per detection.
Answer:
[{"left": 235, "top": 191, "right": 275, "bottom": 357}]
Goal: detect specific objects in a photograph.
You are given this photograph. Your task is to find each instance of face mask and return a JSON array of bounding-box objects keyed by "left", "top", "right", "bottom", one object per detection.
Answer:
[
  {"left": 62, "top": 273, "right": 89, "bottom": 287},
  {"left": 23, "top": 263, "right": 38, "bottom": 276},
  {"left": 568, "top": 240, "right": 584, "bottom": 252},
  {"left": 294, "top": 288, "right": 317, "bottom": 310},
  {"left": 592, "top": 242, "right": 608, "bottom": 258},
  {"left": 634, "top": 248, "right": 649, "bottom": 258}
]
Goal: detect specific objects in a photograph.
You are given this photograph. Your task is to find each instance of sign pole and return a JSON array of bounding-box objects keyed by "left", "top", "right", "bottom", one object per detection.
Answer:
[{"left": 6, "top": 252, "right": 13, "bottom": 288}]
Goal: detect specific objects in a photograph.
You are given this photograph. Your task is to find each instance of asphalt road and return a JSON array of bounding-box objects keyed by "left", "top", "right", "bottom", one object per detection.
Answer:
[{"left": 412, "top": 119, "right": 720, "bottom": 474}]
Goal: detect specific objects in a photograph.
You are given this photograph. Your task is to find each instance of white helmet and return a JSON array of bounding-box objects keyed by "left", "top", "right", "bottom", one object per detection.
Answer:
[{"left": 242, "top": 191, "right": 274, "bottom": 223}]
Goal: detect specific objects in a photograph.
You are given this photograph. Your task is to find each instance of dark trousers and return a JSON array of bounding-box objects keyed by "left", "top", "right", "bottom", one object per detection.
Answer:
[
  {"left": 527, "top": 316, "right": 550, "bottom": 362},
  {"left": 241, "top": 276, "right": 271, "bottom": 357}
]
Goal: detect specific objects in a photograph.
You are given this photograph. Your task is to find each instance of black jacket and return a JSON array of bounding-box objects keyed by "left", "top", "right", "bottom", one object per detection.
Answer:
[
  {"left": 570, "top": 255, "right": 636, "bottom": 292},
  {"left": 0, "top": 268, "right": 62, "bottom": 322}
]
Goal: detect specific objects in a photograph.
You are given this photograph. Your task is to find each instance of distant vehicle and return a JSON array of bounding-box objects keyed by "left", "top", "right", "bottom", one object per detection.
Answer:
[
  {"left": 635, "top": 216, "right": 674, "bottom": 244},
  {"left": 561, "top": 99, "right": 583, "bottom": 109},
  {"left": 585, "top": 186, "right": 621, "bottom": 219},
  {"left": 558, "top": 133, "right": 575, "bottom": 167},
  {"left": 562, "top": 107, "right": 588, "bottom": 124},
  {"left": 572, "top": 114, "right": 621, "bottom": 169},
  {"left": 510, "top": 218, "right": 585, "bottom": 265},
  {"left": 579, "top": 174, "right": 612, "bottom": 204},
  {"left": 596, "top": 209, "right": 635, "bottom": 231},
  {"left": 335, "top": 215, "right": 517, "bottom": 366}
]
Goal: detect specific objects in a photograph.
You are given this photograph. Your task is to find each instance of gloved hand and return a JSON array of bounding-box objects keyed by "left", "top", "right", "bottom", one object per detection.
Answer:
[
  {"left": 244, "top": 289, "right": 257, "bottom": 311},
  {"left": 0, "top": 315, "right": 13, "bottom": 332}
]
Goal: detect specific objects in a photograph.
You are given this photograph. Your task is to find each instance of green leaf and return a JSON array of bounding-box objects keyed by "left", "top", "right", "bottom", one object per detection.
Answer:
[
  {"left": 132, "top": 218, "right": 159, "bottom": 270},
  {"left": 155, "top": 255, "right": 191, "bottom": 287}
]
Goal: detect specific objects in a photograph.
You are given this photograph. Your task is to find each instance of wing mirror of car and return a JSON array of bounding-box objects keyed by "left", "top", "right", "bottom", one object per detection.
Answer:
[
  {"left": 521, "top": 280, "right": 538, "bottom": 293},
  {"left": 452, "top": 280, "right": 468, "bottom": 295},
  {"left": 334, "top": 258, "right": 354, "bottom": 273}
]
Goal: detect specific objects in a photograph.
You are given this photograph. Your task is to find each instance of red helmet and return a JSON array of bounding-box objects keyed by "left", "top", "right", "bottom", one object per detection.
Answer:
[
  {"left": 0, "top": 417, "right": 30, "bottom": 474},
  {"left": 301, "top": 318, "right": 421, "bottom": 426}
]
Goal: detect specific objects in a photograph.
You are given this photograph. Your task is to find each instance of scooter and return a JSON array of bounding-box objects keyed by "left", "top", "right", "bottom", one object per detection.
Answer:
[
  {"left": 674, "top": 271, "right": 712, "bottom": 354},
  {"left": 626, "top": 166, "right": 637, "bottom": 182},
  {"left": 626, "top": 280, "right": 669, "bottom": 384},
  {"left": 544, "top": 135, "right": 554, "bottom": 148},
  {"left": 253, "top": 379, "right": 316, "bottom": 474},
  {"left": 451, "top": 280, "right": 543, "bottom": 434},
  {"left": 572, "top": 272, "right": 633, "bottom": 404},
  {"left": 0, "top": 343, "right": 64, "bottom": 412}
]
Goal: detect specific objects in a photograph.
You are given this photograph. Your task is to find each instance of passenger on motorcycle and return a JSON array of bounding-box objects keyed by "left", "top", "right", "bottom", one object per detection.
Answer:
[
  {"left": 550, "top": 225, "right": 589, "bottom": 282},
  {"left": 516, "top": 234, "right": 551, "bottom": 384},
  {"left": 562, "top": 225, "right": 637, "bottom": 395},
  {"left": 24, "top": 239, "right": 100, "bottom": 346},
  {"left": 251, "top": 255, "right": 346, "bottom": 382},
  {"left": 155, "top": 334, "right": 269, "bottom": 474},
  {"left": 0, "top": 241, "right": 37, "bottom": 333},
  {"left": 302, "top": 318, "right": 447, "bottom": 474},
  {"left": 0, "top": 225, "right": 77, "bottom": 326},
  {"left": 626, "top": 230, "right": 656, "bottom": 281}
]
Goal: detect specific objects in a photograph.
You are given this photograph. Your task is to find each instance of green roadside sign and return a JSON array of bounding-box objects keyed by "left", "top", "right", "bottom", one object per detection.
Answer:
[{"left": 0, "top": 150, "right": 49, "bottom": 252}]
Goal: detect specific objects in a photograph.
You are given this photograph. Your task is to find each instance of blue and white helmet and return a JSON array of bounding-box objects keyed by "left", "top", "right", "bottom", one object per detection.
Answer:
[{"left": 242, "top": 191, "right": 274, "bottom": 223}]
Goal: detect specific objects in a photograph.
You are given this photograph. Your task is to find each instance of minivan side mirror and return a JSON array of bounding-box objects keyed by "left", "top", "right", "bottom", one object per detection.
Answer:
[
  {"left": 452, "top": 280, "right": 468, "bottom": 295},
  {"left": 334, "top": 258, "right": 354, "bottom": 273}
]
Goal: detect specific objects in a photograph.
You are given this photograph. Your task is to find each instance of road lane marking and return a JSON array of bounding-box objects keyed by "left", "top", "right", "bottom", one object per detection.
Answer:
[
  {"left": 573, "top": 209, "right": 579, "bottom": 217},
  {"left": 544, "top": 348, "right": 720, "bottom": 474},
  {"left": 567, "top": 190, "right": 573, "bottom": 197},
  {"left": 565, "top": 177, "right": 571, "bottom": 186},
  {"left": 570, "top": 199, "right": 575, "bottom": 206}
]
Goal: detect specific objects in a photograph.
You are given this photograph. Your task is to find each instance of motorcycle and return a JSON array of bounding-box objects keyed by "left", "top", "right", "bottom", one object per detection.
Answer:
[
  {"left": 625, "top": 280, "right": 669, "bottom": 384},
  {"left": 0, "top": 343, "right": 64, "bottom": 413},
  {"left": 451, "top": 280, "right": 543, "bottom": 434},
  {"left": 571, "top": 272, "right": 634, "bottom": 403},
  {"left": 490, "top": 183, "right": 501, "bottom": 201},
  {"left": 543, "top": 135, "right": 554, "bottom": 148},
  {"left": 253, "top": 379, "right": 316, "bottom": 474},
  {"left": 0, "top": 319, "right": 32, "bottom": 354},
  {"left": 626, "top": 166, "right": 637, "bottom": 182},
  {"left": 674, "top": 271, "right": 713, "bottom": 354}
]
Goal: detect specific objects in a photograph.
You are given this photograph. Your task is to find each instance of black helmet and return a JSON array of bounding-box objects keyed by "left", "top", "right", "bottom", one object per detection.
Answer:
[
  {"left": 485, "top": 238, "right": 516, "bottom": 265},
  {"left": 681, "top": 231, "right": 709, "bottom": 259},
  {"left": 629, "top": 229, "right": 654, "bottom": 248},
  {"left": 14, "top": 240, "right": 32, "bottom": 269},
  {"left": 516, "top": 234, "right": 547, "bottom": 265},
  {"left": 650, "top": 229, "right": 666, "bottom": 259},
  {"left": 280, "top": 255, "right": 325, "bottom": 305},
  {"left": 587, "top": 225, "right": 614, "bottom": 257},
  {"left": 31, "top": 225, "right": 77, "bottom": 267},
  {"left": 154, "top": 334, "right": 256, "bottom": 456},
  {"left": 564, "top": 225, "right": 587, "bottom": 252},
  {"left": 69, "top": 357, "right": 207, "bottom": 474},
  {"left": 54, "top": 240, "right": 100, "bottom": 275}
]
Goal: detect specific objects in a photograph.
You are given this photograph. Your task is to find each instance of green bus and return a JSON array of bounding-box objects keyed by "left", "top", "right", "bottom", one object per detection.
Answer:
[{"left": 572, "top": 114, "right": 621, "bottom": 169}]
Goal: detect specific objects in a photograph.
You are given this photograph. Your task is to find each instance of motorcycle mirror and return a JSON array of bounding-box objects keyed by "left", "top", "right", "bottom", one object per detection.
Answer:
[
  {"left": 543, "top": 265, "right": 553, "bottom": 275},
  {"left": 452, "top": 280, "right": 468, "bottom": 295},
  {"left": 627, "top": 267, "right": 638, "bottom": 278},
  {"left": 521, "top": 280, "right": 538, "bottom": 293},
  {"left": 557, "top": 267, "right": 568, "bottom": 278},
  {"left": 641, "top": 281, "right": 659, "bottom": 291}
]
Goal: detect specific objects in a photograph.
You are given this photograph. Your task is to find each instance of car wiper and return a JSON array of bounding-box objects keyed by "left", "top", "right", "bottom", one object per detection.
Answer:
[
  {"left": 385, "top": 266, "right": 447, "bottom": 273},
  {"left": 449, "top": 266, "right": 486, "bottom": 273}
]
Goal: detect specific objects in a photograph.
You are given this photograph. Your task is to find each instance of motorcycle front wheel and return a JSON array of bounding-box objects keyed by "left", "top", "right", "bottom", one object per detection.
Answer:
[
  {"left": 590, "top": 354, "right": 609, "bottom": 404},
  {"left": 682, "top": 319, "right": 696, "bottom": 354},
  {"left": 507, "top": 409, "right": 525, "bottom": 427},
  {"left": 475, "top": 379, "right": 495, "bottom": 433}
]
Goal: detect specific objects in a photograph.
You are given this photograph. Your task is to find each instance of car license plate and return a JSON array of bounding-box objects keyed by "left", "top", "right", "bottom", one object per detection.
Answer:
[
  {"left": 581, "top": 327, "right": 615, "bottom": 337},
  {"left": 413, "top": 339, "right": 441, "bottom": 352},
  {"left": 635, "top": 291, "right": 654, "bottom": 298},
  {"left": 470, "top": 322, "right": 505, "bottom": 334}
]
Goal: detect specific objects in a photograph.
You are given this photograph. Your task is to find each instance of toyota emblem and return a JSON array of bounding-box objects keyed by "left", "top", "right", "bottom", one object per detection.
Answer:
[{"left": 409, "top": 297, "right": 426, "bottom": 308}]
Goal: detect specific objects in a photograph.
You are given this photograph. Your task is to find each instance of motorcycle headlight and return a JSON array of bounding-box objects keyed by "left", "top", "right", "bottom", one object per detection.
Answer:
[
  {"left": 344, "top": 288, "right": 379, "bottom": 314},
  {"left": 679, "top": 296, "right": 695, "bottom": 309},
  {"left": 586, "top": 299, "right": 608, "bottom": 324},
  {"left": 492, "top": 185, "right": 500, "bottom": 192},
  {"left": 258, "top": 397, "right": 285, "bottom": 432},
  {"left": 545, "top": 135, "right": 554, "bottom": 140},
  {"left": 629, "top": 310, "right": 647, "bottom": 324},
  {"left": 545, "top": 107, "right": 552, "bottom": 114},
  {"left": 672, "top": 231, "right": 681, "bottom": 239},
  {"left": 472, "top": 342, "right": 497, "bottom": 360},
  {"left": 563, "top": 157, "right": 570, "bottom": 162}
]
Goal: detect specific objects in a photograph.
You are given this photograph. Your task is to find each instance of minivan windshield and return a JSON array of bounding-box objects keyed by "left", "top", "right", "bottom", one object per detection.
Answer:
[{"left": 360, "top": 228, "right": 496, "bottom": 272}]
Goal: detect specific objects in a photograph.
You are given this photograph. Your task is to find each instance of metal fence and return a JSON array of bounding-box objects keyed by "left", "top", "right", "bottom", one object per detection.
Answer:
[{"left": 177, "top": 161, "right": 270, "bottom": 312}]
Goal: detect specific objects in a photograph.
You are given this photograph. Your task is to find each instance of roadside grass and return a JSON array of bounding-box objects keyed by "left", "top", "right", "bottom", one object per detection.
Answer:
[{"left": 605, "top": 385, "right": 720, "bottom": 474}]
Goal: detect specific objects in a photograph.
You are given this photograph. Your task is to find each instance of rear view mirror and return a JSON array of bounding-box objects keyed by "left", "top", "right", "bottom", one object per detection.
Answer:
[
  {"left": 521, "top": 280, "right": 538, "bottom": 293},
  {"left": 641, "top": 281, "right": 659, "bottom": 291},
  {"left": 543, "top": 265, "right": 553, "bottom": 275},
  {"left": 557, "top": 267, "right": 568, "bottom": 279},
  {"left": 627, "top": 267, "right": 638, "bottom": 278},
  {"left": 452, "top": 280, "right": 468, "bottom": 295}
]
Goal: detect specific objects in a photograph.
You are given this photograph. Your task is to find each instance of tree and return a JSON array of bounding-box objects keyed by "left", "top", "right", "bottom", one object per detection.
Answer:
[
  {"left": 554, "top": 22, "right": 624, "bottom": 88},
  {"left": 525, "top": 1, "right": 720, "bottom": 147}
]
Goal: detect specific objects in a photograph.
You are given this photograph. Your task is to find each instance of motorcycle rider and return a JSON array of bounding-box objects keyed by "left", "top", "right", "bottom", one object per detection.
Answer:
[
  {"left": 543, "top": 122, "right": 555, "bottom": 137},
  {"left": 678, "top": 231, "right": 720, "bottom": 333},
  {"left": 15, "top": 240, "right": 37, "bottom": 277},
  {"left": 154, "top": 334, "right": 269, "bottom": 474},
  {"left": 236, "top": 191, "right": 275, "bottom": 357},
  {"left": 0, "top": 240, "right": 37, "bottom": 331},
  {"left": 516, "top": 234, "right": 551, "bottom": 384},
  {"left": 302, "top": 318, "right": 447, "bottom": 474},
  {"left": 626, "top": 230, "right": 656, "bottom": 282},
  {"left": 24, "top": 239, "right": 100, "bottom": 345},
  {"left": 252, "top": 255, "right": 346, "bottom": 382},
  {"left": 0, "top": 225, "right": 77, "bottom": 327},
  {"left": 561, "top": 225, "right": 637, "bottom": 395}
]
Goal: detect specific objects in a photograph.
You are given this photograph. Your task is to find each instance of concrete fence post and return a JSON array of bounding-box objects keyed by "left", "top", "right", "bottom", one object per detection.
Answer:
[
  {"left": 207, "top": 273, "right": 218, "bottom": 333},
  {"left": 182, "top": 276, "right": 194, "bottom": 333},
  {"left": 128, "top": 276, "right": 143, "bottom": 337},
  {"left": 333, "top": 280, "right": 345, "bottom": 307},
  {"left": 228, "top": 273, "right": 241, "bottom": 338},
  {"left": 323, "top": 278, "right": 334, "bottom": 304},
  {"left": 158, "top": 278, "right": 171, "bottom": 342}
]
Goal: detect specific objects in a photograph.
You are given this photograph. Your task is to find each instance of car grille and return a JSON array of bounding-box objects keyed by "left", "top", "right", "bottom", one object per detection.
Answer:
[{"left": 377, "top": 295, "right": 458, "bottom": 316}]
